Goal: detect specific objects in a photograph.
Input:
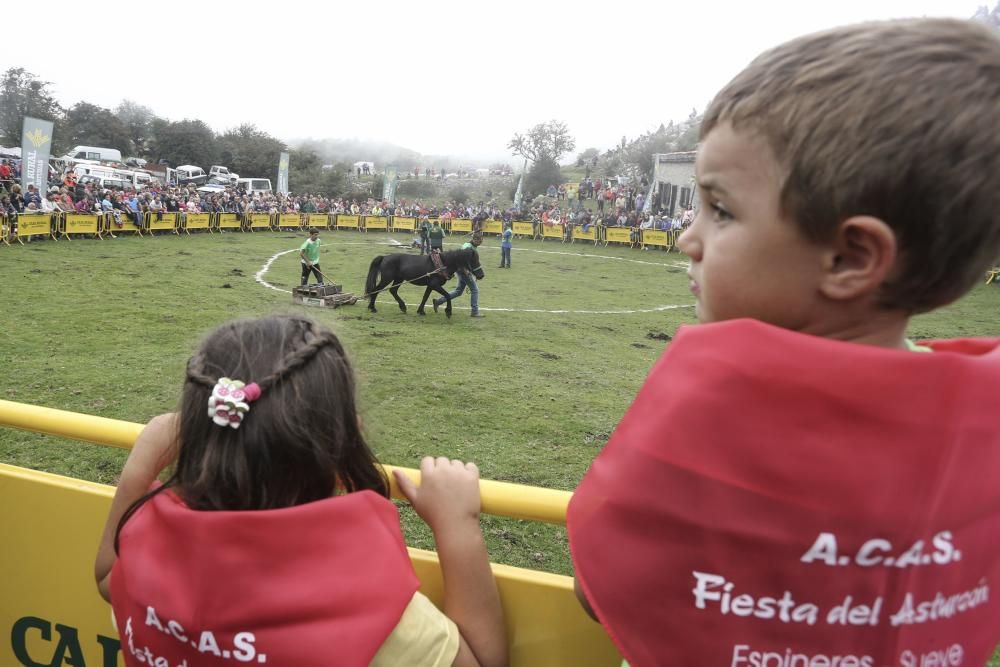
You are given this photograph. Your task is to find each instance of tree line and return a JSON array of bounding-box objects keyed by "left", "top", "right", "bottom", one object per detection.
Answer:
[{"left": 0, "top": 68, "right": 349, "bottom": 196}]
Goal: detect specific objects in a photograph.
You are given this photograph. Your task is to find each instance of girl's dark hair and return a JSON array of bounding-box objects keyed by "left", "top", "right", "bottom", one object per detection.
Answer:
[{"left": 115, "top": 315, "right": 386, "bottom": 551}]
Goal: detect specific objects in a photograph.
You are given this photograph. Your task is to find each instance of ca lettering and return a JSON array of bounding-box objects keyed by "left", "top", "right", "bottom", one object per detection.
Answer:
[{"left": 10, "top": 616, "right": 120, "bottom": 667}]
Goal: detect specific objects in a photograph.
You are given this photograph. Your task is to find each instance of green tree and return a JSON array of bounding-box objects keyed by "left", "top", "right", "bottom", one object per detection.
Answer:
[
  {"left": 64, "top": 103, "right": 131, "bottom": 155},
  {"left": 448, "top": 186, "right": 470, "bottom": 205},
  {"left": 149, "top": 119, "right": 219, "bottom": 168},
  {"left": 114, "top": 100, "right": 157, "bottom": 156},
  {"left": 0, "top": 68, "right": 63, "bottom": 148},
  {"left": 508, "top": 120, "right": 576, "bottom": 165},
  {"left": 218, "top": 123, "right": 286, "bottom": 178},
  {"left": 288, "top": 148, "right": 348, "bottom": 197},
  {"left": 524, "top": 156, "right": 563, "bottom": 198}
]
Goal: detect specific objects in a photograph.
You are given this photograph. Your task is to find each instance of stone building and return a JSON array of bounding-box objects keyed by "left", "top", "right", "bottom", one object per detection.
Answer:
[{"left": 652, "top": 151, "right": 698, "bottom": 217}]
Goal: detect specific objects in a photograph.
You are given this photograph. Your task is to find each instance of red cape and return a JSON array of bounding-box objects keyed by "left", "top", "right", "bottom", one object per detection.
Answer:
[
  {"left": 569, "top": 319, "right": 1000, "bottom": 667},
  {"left": 112, "top": 488, "right": 419, "bottom": 666}
]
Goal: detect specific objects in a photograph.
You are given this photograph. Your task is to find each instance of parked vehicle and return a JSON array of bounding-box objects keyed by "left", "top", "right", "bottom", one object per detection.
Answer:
[
  {"left": 61, "top": 145, "right": 123, "bottom": 164},
  {"left": 175, "top": 165, "right": 208, "bottom": 185},
  {"left": 77, "top": 174, "right": 128, "bottom": 192},
  {"left": 208, "top": 165, "right": 239, "bottom": 185},
  {"left": 236, "top": 177, "right": 272, "bottom": 194}
]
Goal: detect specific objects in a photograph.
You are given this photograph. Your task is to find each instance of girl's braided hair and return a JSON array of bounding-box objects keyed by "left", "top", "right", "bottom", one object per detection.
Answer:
[{"left": 115, "top": 316, "right": 387, "bottom": 552}]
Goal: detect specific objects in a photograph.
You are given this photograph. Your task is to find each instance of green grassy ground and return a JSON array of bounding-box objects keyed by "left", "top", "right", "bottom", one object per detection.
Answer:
[{"left": 1, "top": 231, "right": 999, "bottom": 662}]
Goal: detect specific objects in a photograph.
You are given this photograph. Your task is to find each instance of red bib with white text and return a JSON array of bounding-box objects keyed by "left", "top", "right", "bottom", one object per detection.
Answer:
[
  {"left": 568, "top": 320, "right": 1000, "bottom": 667},
  {"left": 111, "top": 489, "right": 419, "bottom": 667}
]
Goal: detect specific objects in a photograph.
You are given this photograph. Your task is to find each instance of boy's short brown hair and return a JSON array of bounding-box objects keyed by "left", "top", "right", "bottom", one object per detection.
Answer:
[{"left": 702, "top": 19, "right": 1000, "bottom": 312}]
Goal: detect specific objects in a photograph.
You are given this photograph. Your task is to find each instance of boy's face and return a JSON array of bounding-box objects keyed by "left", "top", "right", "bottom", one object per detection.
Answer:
[{"left": 678, "top": 123, "right": 826, "bottom": 329}]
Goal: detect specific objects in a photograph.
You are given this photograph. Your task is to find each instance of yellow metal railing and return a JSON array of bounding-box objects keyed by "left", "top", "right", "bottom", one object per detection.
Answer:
[{"left": 0, "top": 399, "right": 571, "bottom": 524}]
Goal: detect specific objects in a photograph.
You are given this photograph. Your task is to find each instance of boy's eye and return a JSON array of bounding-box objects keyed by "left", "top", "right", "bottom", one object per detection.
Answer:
[{"left": 710, "top": 202, "right": 733, "bottom": 222}]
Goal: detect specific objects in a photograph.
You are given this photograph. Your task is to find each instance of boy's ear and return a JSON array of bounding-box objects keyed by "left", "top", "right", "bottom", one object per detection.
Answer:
[{"left": 820, "top": 216, "right": 897, "bottom": 302}]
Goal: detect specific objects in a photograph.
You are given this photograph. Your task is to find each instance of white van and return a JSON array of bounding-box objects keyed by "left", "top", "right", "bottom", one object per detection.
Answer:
[
  {"left": 73, "top": 164, "right": 117, "bottom": 179},
  {"left": 62, "top": 146, "right": 123, "bottom": 163},
  {"left": 237, "top": 178, "right": 272, "bottom": 194}
]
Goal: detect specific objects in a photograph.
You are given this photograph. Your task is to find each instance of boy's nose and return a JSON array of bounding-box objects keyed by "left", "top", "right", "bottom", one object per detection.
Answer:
[{"left": 677, "top": 228, "right": 700, "bottom": 260}]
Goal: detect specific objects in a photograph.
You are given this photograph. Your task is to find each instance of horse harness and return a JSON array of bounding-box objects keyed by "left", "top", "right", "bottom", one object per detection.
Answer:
[{"left": 430, "top": 250, "right": 451, "bottom": 280}]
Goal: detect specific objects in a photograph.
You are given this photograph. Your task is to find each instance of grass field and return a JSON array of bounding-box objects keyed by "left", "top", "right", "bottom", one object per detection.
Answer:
[{"left": 2, "top": 230, "right": 999, "bottom": 662}]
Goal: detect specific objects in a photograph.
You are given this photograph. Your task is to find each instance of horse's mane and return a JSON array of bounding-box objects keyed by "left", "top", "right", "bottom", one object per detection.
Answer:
[{"left": 440, "top": 247, "right": 477, "bottom": 267}]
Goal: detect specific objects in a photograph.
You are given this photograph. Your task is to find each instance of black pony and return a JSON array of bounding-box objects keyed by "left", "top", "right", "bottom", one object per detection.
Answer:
[{"left": 365, "top": 248, "right": 485, "bottom": 317}]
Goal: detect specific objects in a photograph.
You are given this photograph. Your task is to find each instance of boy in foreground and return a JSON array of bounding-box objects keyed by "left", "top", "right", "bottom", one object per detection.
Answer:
[{"left": 568, "top": 18, "right": 1000, "bottom": 667}]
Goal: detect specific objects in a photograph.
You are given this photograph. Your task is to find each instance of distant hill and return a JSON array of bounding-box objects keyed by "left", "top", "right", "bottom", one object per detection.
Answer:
[
  {"left": 290, "top": 137, "right": 422, "bottom": 169},
  {"left": 288, "top": 137, "right": 514, "bottom": 171}
]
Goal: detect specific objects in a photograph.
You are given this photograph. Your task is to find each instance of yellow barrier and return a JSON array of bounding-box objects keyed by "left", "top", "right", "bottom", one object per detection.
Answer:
[
  {"left": 0, "top": 400, "right": 622, "bottom": 666},
  {"left": 541, "top": 224, "right": 564, "bottom": 241},
  {"left": 184, "top": 212, "right": 212, "bottom": 233},
  {"left": 572, "top": 225, "right": 598, "bottom": 244},
  {"left": 62, "top": 213, "right": 102, "bottom": 239},
  {"left": 307, "top": 213, "right": 331, "bottom": 230},
  {"left": 218, "top": 212, "right": 242, "bottom": 230},
  {"left": 604, "top": 226, "right": 633, "bottom": 247},
  {"left": 482, "top": 219, "right": 503, "bottom": 235},
  {"left": 249, "top": 213, "right": 273, "bottom": 231},
  {"left": 278, "top": 213, "right": 302, "bottom": 230},
  {"left": 1, "top": 214, "right": 9, "bottom": 245},
  {"left": 512, "top": 221, "right": 535, "bottom": 238},
  {"left": 103, "top": 211, "right": 142, "bottom": 237},
  {"left": 14, "top": 213, "right": 54, "bottom": 242},
  {"left": 364, "top": 215, "right": 389, "bottom": 232},
  {"left": 392, "top": 216, "right": 417, "bottom": 232},
  {"left": 640, "top": 229, "right": 670, "bottom": 250},
  {"left": 147, "top": 212, "right": 179, "bottom": 233},
  {"left": 451, "top": 218, "right": 473, "bottom": 233},
  {"left": 336, "top": 214, "right": 361, "bottom": 230}
]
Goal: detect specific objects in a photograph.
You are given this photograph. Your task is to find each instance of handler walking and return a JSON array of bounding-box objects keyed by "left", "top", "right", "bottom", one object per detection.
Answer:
[
  {"left": 300, "top": 228, "right": 324, "bottom": 285},
  {"left": 434, "top": 233, "right": 485, "bottom": 317}
]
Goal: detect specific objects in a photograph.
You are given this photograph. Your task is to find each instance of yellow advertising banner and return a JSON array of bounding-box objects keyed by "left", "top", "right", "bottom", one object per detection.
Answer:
[
  {"left": 148, "top": 212, "right": 178, "bottom": 231},
  {"left": 16, "top": 215, "right": 52, "bottom": 238},
  {"left": 482, "top": 220, "right": 503, "bottom": 235},
  {"left": 278, "top": 213, "right": 301, "bottom": 229},
  {"left": 512, "top": 222, "right": 535, "bottom": 237},
  {"left": 392, "top": 216, "right": 417, "bottom": 231},
  {"left": 1, "top": 466, "right": 120, "bottom": 667},
  {"left": 250, "top": 213, "right": 272, "bottom": 229},
  {"left": 218, "top": 213, "right": 242, "bottom": 229},
  {"left": 364, "top": 216, "right": 388, "bottom": 231},
  {"left": 336, "top": 214, "right": 360, "bottom": 229},
  {"left": 64, "top": 214, "right": 100, "bottom": 235},
  {"left": 573, "top": 225, "right": 597, "bottom": 242},
  {"left": 641, "top": 230, "right": 670, "bottom": 248},
  {"left": 307, "top": 214, "right": 330, "bottom": 230},
  {"left": 108, "top": 213, "right": 142, "bottom": 234},
  {"left": 186, "top": 213, "right": 211, "bottom": 230},
  {"left": 451, "top": 218, "right": 473, "bottom": 233},
  {"left": 605, "top": 227, "right": 633, "bottom": 245},
  {"left": 541, "top": 224, "right": 564, "bottom": 240}
]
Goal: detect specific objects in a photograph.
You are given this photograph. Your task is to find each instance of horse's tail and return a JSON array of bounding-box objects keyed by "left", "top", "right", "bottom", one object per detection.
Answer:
[{"left": 365, "top": 256, "right": 385, "bottom": 295}]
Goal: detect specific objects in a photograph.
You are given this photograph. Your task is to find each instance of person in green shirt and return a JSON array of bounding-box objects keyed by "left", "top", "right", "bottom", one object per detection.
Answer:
[
  {"left": 299, "top": 228, "right": 324, "bottom": 285},
  {"left": 428, "top": 220, "right": 446, "bottom": 253}
]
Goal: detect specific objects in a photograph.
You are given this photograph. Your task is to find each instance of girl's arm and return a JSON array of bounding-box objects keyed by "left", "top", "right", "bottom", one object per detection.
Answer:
[
  {"left": 94, "top": 413, "right": 179, "bottom": 602},
  {"left": 395, "top": 458, "right": 507, "bottom": 667}
]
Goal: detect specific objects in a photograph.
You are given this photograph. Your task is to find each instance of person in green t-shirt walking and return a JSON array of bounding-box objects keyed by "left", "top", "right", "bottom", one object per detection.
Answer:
[
  {"left": 428, "top": 219, "right": 446, "bottom": 253},
  {"left": 299, "top": 228, "right": 324, "bottom": 285}
]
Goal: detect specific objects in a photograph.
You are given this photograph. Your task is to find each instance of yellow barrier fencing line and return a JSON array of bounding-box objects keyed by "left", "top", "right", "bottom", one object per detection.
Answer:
[{"left": 0, "top": 399, "right": 571, "bottom": 525}]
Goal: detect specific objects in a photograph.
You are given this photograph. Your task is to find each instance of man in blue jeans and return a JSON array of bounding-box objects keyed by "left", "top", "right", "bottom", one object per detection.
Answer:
[{"left": 433, "top": 233, "right": 485, "bottom": 317}]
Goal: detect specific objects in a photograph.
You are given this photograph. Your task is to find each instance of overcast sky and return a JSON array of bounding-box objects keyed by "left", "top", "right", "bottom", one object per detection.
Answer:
[{"left": 4, "top": 0, "right": 982, "bottom": 161}]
